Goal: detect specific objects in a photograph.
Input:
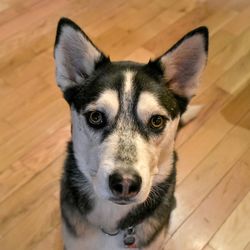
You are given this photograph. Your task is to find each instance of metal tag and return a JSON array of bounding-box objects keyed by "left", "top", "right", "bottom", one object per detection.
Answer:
[{"left": 124, "top": 226, "right": 137, "bottom": 249}]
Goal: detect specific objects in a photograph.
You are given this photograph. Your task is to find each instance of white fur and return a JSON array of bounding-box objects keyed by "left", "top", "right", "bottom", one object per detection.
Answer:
[
  {"left": 85, "top": 90, "right": 119, "bottom": 121},
  {"left": 124, "top": 71, "right": 133, "bottom": 94},
  {"left": 63, "top": 220, "right": 168, "bottom": 250},
  {"left": 93, "top": 132, "right": 121, "bottom": 199},
  {"left": 137, "top": 91, "right": 169, "bottom": 123},
  {"left": 153, "top": 117, "right": 180, "bottom": 184},
  {"left": 86, "top": 198, "right": 134, "bottom": 233}
]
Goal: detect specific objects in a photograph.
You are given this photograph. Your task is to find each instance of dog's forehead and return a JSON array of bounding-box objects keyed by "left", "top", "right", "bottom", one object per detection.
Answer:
[
  {"left": 103, "top": 62, "right": 180, "bottom": 119},
  {"left": 72, "top": 61, "right": 180, "bottom": 119}
]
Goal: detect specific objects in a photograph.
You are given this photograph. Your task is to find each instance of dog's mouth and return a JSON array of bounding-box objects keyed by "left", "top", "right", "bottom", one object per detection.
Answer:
[{"left": 109, "top": 197, "right": 136, "bottom": 205}]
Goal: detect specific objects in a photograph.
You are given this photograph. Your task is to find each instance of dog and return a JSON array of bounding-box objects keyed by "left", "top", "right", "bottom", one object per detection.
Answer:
[{"left": 54, "top": 17, "right": 208, "bottom": 250}]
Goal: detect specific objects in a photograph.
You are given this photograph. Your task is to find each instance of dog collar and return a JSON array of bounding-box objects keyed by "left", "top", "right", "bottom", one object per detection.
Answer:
[
  {"left": 101, "top": 226, "right": 138, "bottom": 249},
  {"left": 101, "top": 227, "right": 120, "bottom": 236}
]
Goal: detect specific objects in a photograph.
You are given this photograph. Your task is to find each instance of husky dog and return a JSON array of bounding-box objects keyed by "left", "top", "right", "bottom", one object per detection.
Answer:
[{"left": 54, "top": 18, "right": 208, "bottom": 250}]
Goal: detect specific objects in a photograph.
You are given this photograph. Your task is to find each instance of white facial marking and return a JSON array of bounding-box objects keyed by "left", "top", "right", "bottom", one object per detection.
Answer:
[
  {"left": 71, "top": 108, "right": 101, "bottom": 180},
  {"left": 94, "top": 132, "right": 120, "bottom": 199},
  {"left": 85, "top": 89, "right": 119, "bottom": 120},
  {"left": 137, "top": 91, "right": 169, "bottom": 123},
  {"left": 132, "top": 134, "right": 154, "bottom": 200},
  {"left": 153, "top": 116, "right": 180, "bottom": 184},
  {"left": 124, "top": 71, "right": 134, "bottom": 94}
]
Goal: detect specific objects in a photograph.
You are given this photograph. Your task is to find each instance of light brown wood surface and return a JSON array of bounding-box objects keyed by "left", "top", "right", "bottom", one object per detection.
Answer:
[{"left": 0, "top": 0, "right": 249, "bottom": 249}]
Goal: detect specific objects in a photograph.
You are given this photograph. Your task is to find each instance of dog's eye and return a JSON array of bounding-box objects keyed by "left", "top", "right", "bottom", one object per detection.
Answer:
[
  {"left": 86, "top": 111, "right": 106, "bottom": 128},
  {"left": 149, "top": 115, "right": 166, "bottom": 130}
]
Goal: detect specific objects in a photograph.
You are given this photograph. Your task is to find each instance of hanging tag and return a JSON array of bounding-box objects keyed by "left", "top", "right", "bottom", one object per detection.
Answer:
[{"left": 124, "top": 226, "right": 137, "bottom": 248}]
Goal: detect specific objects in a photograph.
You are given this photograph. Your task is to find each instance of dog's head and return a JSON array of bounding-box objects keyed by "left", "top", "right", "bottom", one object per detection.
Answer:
[{"left": 54, "top": 18, "right": 208, "bottom": 205}]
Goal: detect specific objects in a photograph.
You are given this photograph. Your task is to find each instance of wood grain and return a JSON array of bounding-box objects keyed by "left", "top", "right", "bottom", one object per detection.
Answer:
[
  {"left": 0, "top": 0, "right": 249, "bottom": 249},
  {"left": 210, "top": 192, "right": 250, "bottom": 250}
]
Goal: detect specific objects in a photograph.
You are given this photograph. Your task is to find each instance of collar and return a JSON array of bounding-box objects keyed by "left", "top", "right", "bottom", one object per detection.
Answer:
[
  {"left": 101, "top": 226, "right": 138, "bottom": 249},
  {"left": 101, "top": 227, "right": 120, "bottom": 236}
]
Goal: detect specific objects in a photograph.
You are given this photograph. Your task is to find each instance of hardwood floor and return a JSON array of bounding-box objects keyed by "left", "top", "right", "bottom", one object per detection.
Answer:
[{"left": 0, "top": 0, "right": 249, "bottom": 249}]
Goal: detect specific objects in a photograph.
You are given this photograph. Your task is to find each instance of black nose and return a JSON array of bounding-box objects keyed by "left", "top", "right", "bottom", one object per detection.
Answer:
[{"left": 109, "top": 172, "right": 142, "bottom": 199}]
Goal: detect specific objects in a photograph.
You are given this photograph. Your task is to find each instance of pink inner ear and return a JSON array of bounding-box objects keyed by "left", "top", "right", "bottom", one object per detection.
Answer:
[{"left": 160, "top": 34, "right": 207, "bottom": 99}]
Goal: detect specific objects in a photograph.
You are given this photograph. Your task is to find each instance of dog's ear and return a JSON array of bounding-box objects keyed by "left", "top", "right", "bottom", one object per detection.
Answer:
[
  {"left": 154, "top": 27, "right": 208, "bottom": 100},
  {"left": 54, "top": 17, "right": 108, "bottom": 91}
]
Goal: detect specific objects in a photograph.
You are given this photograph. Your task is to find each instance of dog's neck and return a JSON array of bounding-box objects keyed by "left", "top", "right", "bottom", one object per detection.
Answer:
[{"left": 86, "top": 195, "right": 135, "bottom": 233}]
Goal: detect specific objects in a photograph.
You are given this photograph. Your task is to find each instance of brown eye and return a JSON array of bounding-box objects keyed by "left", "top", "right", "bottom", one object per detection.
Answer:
[
  {"left": 86, "top": 111, "right": 106, "bottom": 128},
  {"left": 149, "top": 115, "right": 165, "bottom": 129}
]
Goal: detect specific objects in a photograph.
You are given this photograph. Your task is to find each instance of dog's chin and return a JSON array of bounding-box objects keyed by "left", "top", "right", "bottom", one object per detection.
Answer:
[
  {"left": 108, "top": 192, "right": 150, "bottom": 205},
  {"left": 108, "top": 197, "right": 137, "bottom": 206}
]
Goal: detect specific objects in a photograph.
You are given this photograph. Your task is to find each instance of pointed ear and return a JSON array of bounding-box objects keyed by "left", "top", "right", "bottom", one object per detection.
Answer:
[
  {"left": 54, "top": 18, "right": 108, "bottom": 91},
  {"left": 156, "top": 27, "right": 208, "bottom": 99}
]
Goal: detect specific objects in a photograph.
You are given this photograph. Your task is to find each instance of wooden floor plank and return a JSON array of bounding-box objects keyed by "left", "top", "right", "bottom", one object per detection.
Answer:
[
  {"left": 216, "top": 51, "right": 250, "bottom": 94},
  {"left": 0, "top": 98, "right": 69, "bottom": 169},
  {"left": 169, "top": 112, "right": 250, "bottom": 235},
  {"left": 212, "top": 26, "right": 250, "bottom": 70},
  {"left": 0, "top": 125, "right": 69, "bottom": 203},
  {"left": 165, "top": 146, "right": 250, "bottom": 250},
  {"left": 176, "top": 83, "right": 250, "bottom": 180},
  {"left": 223, "top": 5, "right": 250, "bottom": 35},
  {"left": 0, "top": 195, "right": 60, "bottom": 250},
  {"left": 202, "top": 245, "right": 216, "bottom": 250},
  {"left": 208, "top": 30, "right": 235, "bottom": 59},
  {"left": 33, "top": 226, "right": 63, "bottom": 250},
  {"left": 210, "top": 192, "right": 250, "bottom": 250},
  {"left": 144, "top": 6, "right": 212, "bottom": 56},
  {"left": 0, "top": 155, "right": 63, "bottom": 239}
]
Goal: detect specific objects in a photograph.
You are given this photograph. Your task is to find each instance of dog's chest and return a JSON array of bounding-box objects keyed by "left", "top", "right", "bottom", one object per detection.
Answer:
[
  {"left": 63, "top": 224, "right": 128, "bottom": 250},
  {"left": 62, "top": 199, "right": 139, "bottom": 250},
  {"left": 63, "top": 222, "right": 166, "bottom": 250}
]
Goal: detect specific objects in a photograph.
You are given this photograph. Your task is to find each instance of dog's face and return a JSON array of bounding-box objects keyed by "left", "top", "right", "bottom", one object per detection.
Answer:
[{"left": 54, "top": 18, "right": 208, "bottom": 205}]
